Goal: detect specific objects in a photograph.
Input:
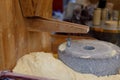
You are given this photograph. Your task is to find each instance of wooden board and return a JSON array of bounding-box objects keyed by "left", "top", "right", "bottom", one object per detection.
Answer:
[
  {"left": 0, "top": 0, "right": 16, "bottom": 70},
  {"left": 19, "top": 0, "right": 53, "bottom": 17},
  {"left": 27, "top": 18, "right": 89, "bottom": 33},
  {"left": 27, "top": 32, "right": 52, "bottom": 52},
  {"left": 0, "top": 31, "right": 5, "bottom": 70},
  {"left": 0, "top": 0, "right": 28, "bottom": 70}
]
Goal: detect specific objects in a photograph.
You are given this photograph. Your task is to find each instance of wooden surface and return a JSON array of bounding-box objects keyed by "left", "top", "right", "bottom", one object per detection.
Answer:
[
  {"left": 24, "top": 0, "right": 53, "bottom": 53},
  {"left": 27, "top": 32, "right": 52, "bottom": 52},
  {"left": 0, "top": 0, "right": 16, "bottom": 70},
  {"left": 19, "top": 0, "right": 53, "bottom": 17},
  {"left": 0, "top": 0, "right": 28, "bottom": 70},
  {"left": 51, "top": 34, "right": 94, "bottom": 54},
  {"left": 27, "top": 18, "right": 89, "bottom": 33},
  {"left": 0, "top": 0, "right": 89, "bottom": 70},
  {"left": 0, "top": 31, "right": 5, "bottom": 69}
]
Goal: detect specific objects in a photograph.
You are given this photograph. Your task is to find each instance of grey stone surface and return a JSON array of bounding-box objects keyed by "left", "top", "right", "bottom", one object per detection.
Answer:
[{"left": 58, "top": 40, "right": 120, "bottom": 76}]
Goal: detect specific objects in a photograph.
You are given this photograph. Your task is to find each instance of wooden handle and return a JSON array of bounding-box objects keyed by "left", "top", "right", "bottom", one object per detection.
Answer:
[
  {"left": 26, "top": 17, "right": 89, "bottom": 33},
  {"left": 19, "top": 0, "right": 89, "bottom": 33}
]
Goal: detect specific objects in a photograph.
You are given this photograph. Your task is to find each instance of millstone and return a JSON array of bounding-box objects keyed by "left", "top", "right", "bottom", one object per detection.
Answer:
[{"left": 58, "top": 40, "right": 120, "bottom": 76}]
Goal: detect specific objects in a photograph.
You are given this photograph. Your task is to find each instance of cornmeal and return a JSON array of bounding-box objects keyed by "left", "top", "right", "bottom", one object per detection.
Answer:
[{"left": 13, "top": 52, "right": 120, "bottom": 80}]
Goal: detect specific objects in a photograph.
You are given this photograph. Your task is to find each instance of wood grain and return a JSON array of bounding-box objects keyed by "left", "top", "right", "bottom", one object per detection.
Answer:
[
  {"left": 0, "top": 31, "right": 5, "bottom": 70},
  {"left": 24, "top": 0, "right": 53, "bottom": 53},
  {"left": 0, "top": 0, "right": 89, "bottom": 70},
  {"left": 0, "top": 0, "right": 28, "bottom": 70},
  {"left": 14, "top": 0, "right": 28, "bottom": 59},
  {"left": 27, "top": 18, "right": 89, "bottom": 33},
  {"left": 0, "top": 1, "right": 5, "bottom": 70},
  {"left": 19, "top": 0, "right": 53, "bottom": 17},
  {"left": 0, "top": 0, "right": 16, "bottom": 70}
]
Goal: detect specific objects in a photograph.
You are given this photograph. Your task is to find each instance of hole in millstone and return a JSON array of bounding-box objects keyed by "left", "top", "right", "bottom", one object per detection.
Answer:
[{"left": 84, "top": 46, "right": 95, "bottom": 50}]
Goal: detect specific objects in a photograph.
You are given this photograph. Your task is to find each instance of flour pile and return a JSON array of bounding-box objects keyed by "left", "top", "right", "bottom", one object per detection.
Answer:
[{"left": 13, "top": 52, "right": 120, "bottom": 80}]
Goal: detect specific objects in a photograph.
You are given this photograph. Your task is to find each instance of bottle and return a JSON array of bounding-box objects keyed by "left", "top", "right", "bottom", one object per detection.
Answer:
[
  {"left": 98, "top": 0, "right": 107, "bottom": 24},
  {"left": 101, "top": 8, "right": 107, "bottom": 23},
  {"left": 93, "top": 8, "right": 101, "bottom": 26}
]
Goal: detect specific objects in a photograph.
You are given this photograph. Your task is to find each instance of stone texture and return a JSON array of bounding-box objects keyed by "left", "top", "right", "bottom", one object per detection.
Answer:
[{"left": 58, "top": 40, "right": 120, "bottom": 76}]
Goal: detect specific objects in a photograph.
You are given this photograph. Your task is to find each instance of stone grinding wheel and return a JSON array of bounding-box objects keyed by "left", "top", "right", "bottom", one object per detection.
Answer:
[{"left": 58, "top": 40, "right": 120, "bottom": 76}]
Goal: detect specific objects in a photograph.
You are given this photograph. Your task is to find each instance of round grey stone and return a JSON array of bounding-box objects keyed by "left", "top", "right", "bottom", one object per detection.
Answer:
[{"left": 58, "top": 40, "right": 120, "bottom": 76}]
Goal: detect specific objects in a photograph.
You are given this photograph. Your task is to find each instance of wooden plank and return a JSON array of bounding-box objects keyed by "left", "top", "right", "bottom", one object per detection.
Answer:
[
  {"left": 19, "top": 0, "right": 36, "bottom": 17},
  {"left": 19, "top": 0, "right": 53, "bottom": 17},
  {"left": 14, "top": 0, "right": 28, "bottom": 58},
  {"left": 35, "top": 0, "right": 53, "bottom": 17},
  {"left": 3, "top": 28, "right": 16, "bottom": 70},
  {"left": 27, "top": 32, "right": 43, "bottom": 52},
  {"left": 27, "top": 18, "right": 89, "bottom": 33},
  {"left": 0, "top": 1, "right": 5, "bottom": 70},
  {"left": 22, "top": 0, "right": 53, "bottom": 53},
  {"left": 0, "top": 0, "right": 15, "bottom": 70},
  {"left": 27, "top": 32, "right": 52, "bottom": 52},
  {"left": 2, "top": 0, "right": 16, "bottom": 69},
  {"left": 40, "top": 32, "right": 52, "bottom": 52},
  {"left": 0, "top": 31, "right": 5, "bottom": 70},
  {"left": 0, "top": 0, "right": 28, "bottom": 70}
]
